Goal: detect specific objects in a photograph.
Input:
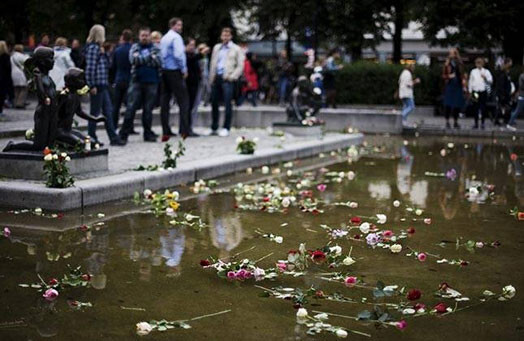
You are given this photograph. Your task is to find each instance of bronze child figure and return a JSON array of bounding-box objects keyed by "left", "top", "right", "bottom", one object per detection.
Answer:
[
  {"left": 55, "top": 67, "right": 105, "bottom": 148},
  {"left": 4, "top": 47, "right": 58, "bottom": 152}
]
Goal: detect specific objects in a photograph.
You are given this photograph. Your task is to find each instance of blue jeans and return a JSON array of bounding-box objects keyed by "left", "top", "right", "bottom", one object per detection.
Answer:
[
  {"left": 120, "top": 82, "right": 157, "bottom": 138},
  {"left": 211, "top": 75, "right": 234, "bottom": 131},
  {"left": 401, "top": 97, "right": 415, "bottom": 121},
  {"left": 88, "top": 85, "right": 118, "bottom": 141},
  {"left": 278, "top": 76, "right": 289, "bottom": 103},
  {"left": 508, "top": 98, "right": 524, "bottom": 126}
]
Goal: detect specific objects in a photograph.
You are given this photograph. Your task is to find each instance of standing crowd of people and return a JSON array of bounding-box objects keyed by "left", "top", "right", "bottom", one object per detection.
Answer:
[
  {"left": 1, "top": 28, "right": 523, "bottom": 137},
  {"left": 398, "top": 48, "right": 523, "bottom": 130}
]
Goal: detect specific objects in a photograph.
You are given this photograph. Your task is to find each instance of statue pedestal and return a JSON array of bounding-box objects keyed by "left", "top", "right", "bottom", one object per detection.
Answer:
[
  {"left": 272, "top": 122, "right": 324, "bottom": 138},
  {"left": 0, "top": 149, "right": 108, "bottom": 180}
]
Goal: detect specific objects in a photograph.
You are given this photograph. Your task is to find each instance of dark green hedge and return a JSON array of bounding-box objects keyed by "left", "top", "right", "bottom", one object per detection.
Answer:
[{"left": 334, "top": 62, "right": 443, "bottom": 105}]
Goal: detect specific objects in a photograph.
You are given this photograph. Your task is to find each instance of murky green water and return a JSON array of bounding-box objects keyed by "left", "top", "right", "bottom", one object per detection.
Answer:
[{"left": 1, "top": 136, "right": 523, "bottom": 340}]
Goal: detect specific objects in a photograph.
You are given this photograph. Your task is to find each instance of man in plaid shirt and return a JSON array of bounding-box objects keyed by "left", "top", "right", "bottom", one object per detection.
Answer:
[
  {"left": 119, "top": 27, "right": 162, "bottom": 142},
  {"left": 85, "top": 24, "right": 126, "bottom": 146}
]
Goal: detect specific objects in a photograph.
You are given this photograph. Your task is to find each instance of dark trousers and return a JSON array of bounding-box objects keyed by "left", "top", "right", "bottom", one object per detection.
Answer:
[
  {"left": 472, "top": 91, "right": 487, "bottom": 126},
  {"left": 211, "top": 75, "right": 234, "bottom": 131},
  {"left": 112, "top": 81, "right": 129, "bottom": 127},
  {"left": 120, "top": 82, "right": 157, "bottom": 139},
  {"left": 160, "top": 70, "right": 190, "bottom": 135},
  {"left": 187, "top": 82, "right": 199, "bottom": 127},
  {"left": 88, "top": 86, "right": 118, "bottom": 142}
]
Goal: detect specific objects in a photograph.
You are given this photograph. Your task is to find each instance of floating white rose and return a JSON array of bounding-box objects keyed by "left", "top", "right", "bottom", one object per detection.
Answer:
[
  {"left": 359, "top": 222, "right": 370, "bottom": 234},
  {"left": 342, "top": 256, "right": 355, "bottom": 266},
  {"left": 349, "top": 201, "right": 358, "bottom": 208},
  {"left": 281, "top": 197, "right": 291, "bottom": 208},
  {"left": 376, "top": 214, "right": 387, "bottom": 224},
  {"left": 296, "top": 308, "right": 308, "bottom": 318},
  {"left": 347, "top": 171, "right": 355, "bottom": 180},
  {"left": 393, "top": 200, "right": 400, "bottom": 207},
  {"left": 502, "top": 285, "right": 516, "bottom": 300},
  {"left": 274, "top": 236, "right": 283, "bottom": 244},
  {"left": 335, "top": 329, "right": 348, "bottom": 338},
  {"left": 329, "top": 245, "right": 342, "bottom": 256},
  {"left": 390, "top": 244, "right": 402, "bottom": 253},
  {"left": 136, "top": 322, "right": 153, "bottom": 336},
  {"left": 261, "top": 166, "right": 269, "bottom": 174}
]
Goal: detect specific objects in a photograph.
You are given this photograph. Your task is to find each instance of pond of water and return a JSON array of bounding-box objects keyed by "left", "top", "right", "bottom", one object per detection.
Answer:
[{"left": 0, "top": 136, "right": 523, "bottom": 340}]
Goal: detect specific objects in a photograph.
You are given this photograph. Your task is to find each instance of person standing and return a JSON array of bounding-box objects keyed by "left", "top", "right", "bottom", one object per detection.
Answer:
[
  {"left": 238, "top": 52, "right": 258, "bottom": 107},
  {"left": 49, "top": 37, "right": 75, "bottom": 90},
  {"left": 506, "top": 71, "right": 524, "bottom": 131},
  {"left": 10, "top": 44, "right": 29, "bottom": 109},
  {"left": 442, "top": 48, "right": 466, "bottom": 129},
  {"left": 208, "top": 27, "right": 245, "bottom": 137},
  {"left": 196, "top": 43, "right": 210, "bottom": 106},
  {"left": 185, "top": 38, "right": 200, "bottom": 136},
  {"left": 398, "top": 63, "right": 420, "bottom": 127},
  {"left": 70, "top": 39, "right": 85, "bottom": 70},
  {"left": 150, "top": 31, "right": 163, "bottom": 109},
  {"left": 276, "top": 50, "right": 293, "bottom": 106},
  {"left": 323, "top": 49, "right": 343, "bottom": 108},
  {"left": 495, "top": 58, "right": 513, "bottom": 126},
  {"left": 85, "top": 24, "right": 126, "bottom": 146},
  {"left": 468, "top": 57, "right": 493, "bottom": 129},
  {"left": 160, "top": 17, "right": 191, "bottom": 140},
  {"left": 119, "top": 27, "right": 161, "bottom": 142},
  {"left": 38, "top": 34, "right": 50, "bottom": 48},
  {"left": 111, "top": 29, "right": 133, "bottom": 128},
  {"left": 0, "top": 41, "right": 13, "bottom": 117}
]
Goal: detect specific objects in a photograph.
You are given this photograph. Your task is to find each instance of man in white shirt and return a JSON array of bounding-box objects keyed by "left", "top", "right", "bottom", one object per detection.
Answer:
[
  {"left": 398, "top": 63, "right": 420, "bottom": 127},
  {"left": 468, "top": 58, "right": 493, "bottom": 129},
  {"left": 208, "top": 27, "right": 245, "bottom": 137}
]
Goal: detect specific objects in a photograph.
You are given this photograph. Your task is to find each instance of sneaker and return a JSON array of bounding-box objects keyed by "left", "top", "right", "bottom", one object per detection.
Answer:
[
  {"left": 506, "top": 124, "right": 517, "bottom": 131},
  {"left": 218, "top": 128, "right": 230, "bottom": 137}
]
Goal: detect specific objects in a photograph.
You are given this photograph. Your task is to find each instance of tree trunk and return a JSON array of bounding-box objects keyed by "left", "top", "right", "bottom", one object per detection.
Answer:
[{"left": 392, "top": 0, "right": 404, "bottom": 64}]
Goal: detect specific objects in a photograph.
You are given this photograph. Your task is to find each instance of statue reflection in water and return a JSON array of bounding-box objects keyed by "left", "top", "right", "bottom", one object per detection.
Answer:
[{"left": 206, "top": 195, "right": 244, "bottom": 259}]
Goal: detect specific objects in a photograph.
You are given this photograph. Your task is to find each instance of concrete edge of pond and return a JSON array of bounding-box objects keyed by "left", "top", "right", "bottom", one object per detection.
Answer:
[{"left": 0, "top": 133, "right": 363, "bottom": 211}]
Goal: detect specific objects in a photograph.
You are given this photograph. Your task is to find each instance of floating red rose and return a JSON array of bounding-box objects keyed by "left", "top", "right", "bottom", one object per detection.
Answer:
[
  {"left": 407, "top": 227, "right": 416, "bottom": 234},
  {"left": 48, "top": 278, "right": 58, "bottom": 286},
  {"left": 311, "top": 250, "right": 326, "bottom": 263},
  {"left": 434, "top": 302, "right": 447, "bottom": 314},
  {"left": 81, "top": 274, "right": 91, "bottom": 282},
  {"left": 407, "top": 289, "right": 422, "bottom": 301},
  {"left": 200, "top": 259, "right": 211, "bottom": 267},
  {"left": 350, "top": 216, "right": 362, "bottom": 225}
]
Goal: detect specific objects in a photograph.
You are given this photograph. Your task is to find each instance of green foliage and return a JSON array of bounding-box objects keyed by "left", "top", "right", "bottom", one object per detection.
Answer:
[
  {"left": 335, "top": 62, "right": 442, "bottom": 105},
  {"left": 162, "top": 141, "right": 185, "bottom": 169},
  {"left": 236, "top": 137, "right": 256, "bottom": 155}
]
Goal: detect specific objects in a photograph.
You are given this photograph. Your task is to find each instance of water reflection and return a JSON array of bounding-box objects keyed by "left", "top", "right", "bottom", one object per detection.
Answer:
[{"left": 1, "top": 137, "right": 523, "bottom": 340}]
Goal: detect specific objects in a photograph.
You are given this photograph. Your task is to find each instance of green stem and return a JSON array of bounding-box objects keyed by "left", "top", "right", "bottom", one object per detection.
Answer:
[{"left": 187, "top": 309, "right": 232, "bottom": 322}]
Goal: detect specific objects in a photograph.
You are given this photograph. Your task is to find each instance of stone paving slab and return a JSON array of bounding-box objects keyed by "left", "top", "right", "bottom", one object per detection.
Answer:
[{"left": 0, "top": 132, "right": 363, "bottom": 211}]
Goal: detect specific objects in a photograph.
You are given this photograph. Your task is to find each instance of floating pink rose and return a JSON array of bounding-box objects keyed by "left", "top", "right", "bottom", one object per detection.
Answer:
[
  {"left": 3, "top": 227, "right": 11, "bottom": 238},
  {"left": 344, "top": 276, "right": 357, "bottom": 286},
  {"left": 396, "top": 320, "right": 407, "bottom": 330},
  {"left": 383, "top": 230, "right": 393, "bottom": 238},
  {"left": 226, "top": 271, "right": 236, "bottom": 280},
  {"left": 417, "top": 253, "right": 427, "bottom": 262},
  {"left": 423, "top": 218, "right": 432, "bottom": 225},
  {"left": 316, "top": 184, "right": 327, "bottom": 192},
  {"left": 277, "top": 262, "right": 287, "bottom": 272},
  {"left": 366, "top": 233, "right": 380, "bottom": 246},
  {"left": 43, "top": 288, "right": 59, "bottom": 301}
]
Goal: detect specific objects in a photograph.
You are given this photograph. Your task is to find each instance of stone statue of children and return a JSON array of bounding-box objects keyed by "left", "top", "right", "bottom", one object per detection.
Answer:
[
  {"left": 4, "top": 47, "right": 57, "bottom": 152},
  {"left": 55, "top": 67, "right": 105, "bottom": 148}
]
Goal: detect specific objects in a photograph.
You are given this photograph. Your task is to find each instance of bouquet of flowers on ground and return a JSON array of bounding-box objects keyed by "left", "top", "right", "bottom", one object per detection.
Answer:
[{"left": 236, "top": 136, "right": 258, "bottom": 155}]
